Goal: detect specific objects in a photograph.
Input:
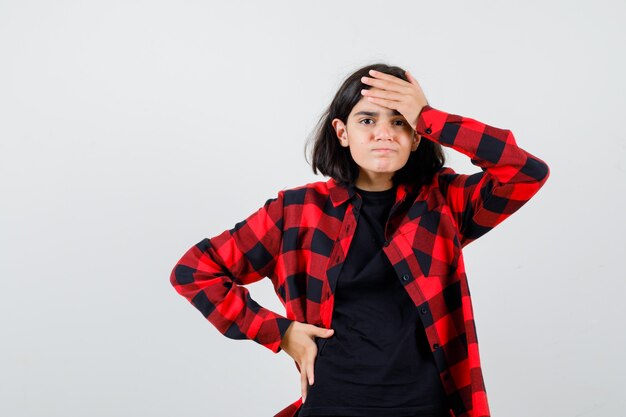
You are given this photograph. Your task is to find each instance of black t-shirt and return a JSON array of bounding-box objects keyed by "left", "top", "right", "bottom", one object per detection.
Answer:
[{"left": 297, "top": 184, "right": 450, "bottom": 417}]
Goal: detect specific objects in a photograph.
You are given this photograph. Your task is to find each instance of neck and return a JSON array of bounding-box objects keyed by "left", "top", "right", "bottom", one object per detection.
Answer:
[{"left": 355, "top": 172, "right": 394, "bottom": 191}]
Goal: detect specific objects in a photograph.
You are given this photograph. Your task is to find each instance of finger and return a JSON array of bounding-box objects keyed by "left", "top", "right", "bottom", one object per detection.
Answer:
[
  {"left": 405, "top": 70, "right": 421, "bottom": 87},
  {"left": 364, "top": 95, "right": 400, "bottom": 110},
  {"left": 301, "top": 368, "right": 308, "bottom": 403},
  {"left": 310, "top": 325, "right": 334, "bottom": 338},
  {"left": 307, "top": 359, "right": 315, "bottom": 386},
  {"left": 361, "top": 75, "right": 405, "bottom": 93},
  {"left": 361, "top": 87, "right": 402, "bottom": 102},
  {"left": 367, "top": 69, "right": 406, "bottom": 86}
]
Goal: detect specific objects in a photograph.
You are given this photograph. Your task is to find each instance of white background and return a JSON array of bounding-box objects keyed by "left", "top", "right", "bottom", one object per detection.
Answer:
[{"left": 1, "top": 1, "right": 624, "bottom": 416}]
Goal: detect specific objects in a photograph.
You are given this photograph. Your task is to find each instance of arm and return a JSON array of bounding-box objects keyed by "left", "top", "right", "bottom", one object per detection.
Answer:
[
  {"left": 170, "top": 190, "right": 294, "bottom": 353},
  {"left": 415, "top": 105, "right": 550, "bottom": 247}
]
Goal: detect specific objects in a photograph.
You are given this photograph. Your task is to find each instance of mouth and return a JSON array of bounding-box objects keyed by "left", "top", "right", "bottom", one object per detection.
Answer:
[{"left": 372, "top": 148, "right": 395, "bottom": 152}]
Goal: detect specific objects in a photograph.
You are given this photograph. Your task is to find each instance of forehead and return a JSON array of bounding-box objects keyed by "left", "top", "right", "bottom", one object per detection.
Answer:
[{"left": 349, "top": 97, "right": 402, "bottom": 118}]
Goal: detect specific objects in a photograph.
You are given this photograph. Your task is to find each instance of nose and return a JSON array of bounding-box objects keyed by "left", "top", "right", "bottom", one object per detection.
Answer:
[{"left": 374, "top": 122, "right": 394, "bottom": 141}]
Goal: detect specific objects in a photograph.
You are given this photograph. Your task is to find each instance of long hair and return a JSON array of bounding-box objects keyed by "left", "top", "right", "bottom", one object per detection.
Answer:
[{"left": 305, "top": 62, "right": 445, "bottom": 188}]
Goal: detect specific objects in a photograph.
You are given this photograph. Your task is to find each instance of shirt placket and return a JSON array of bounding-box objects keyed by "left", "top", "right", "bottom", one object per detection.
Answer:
[
  {"left": 321, "top": 196, "right": 361, "bottom": 328},
  {"left": 380, "top": 206, "right": 456, "bottom": 400}
]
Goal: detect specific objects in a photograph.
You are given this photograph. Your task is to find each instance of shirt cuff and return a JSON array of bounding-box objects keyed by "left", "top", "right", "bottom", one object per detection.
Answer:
[{"left": 414, "top": 104, "right": 449, "bottom": 141}]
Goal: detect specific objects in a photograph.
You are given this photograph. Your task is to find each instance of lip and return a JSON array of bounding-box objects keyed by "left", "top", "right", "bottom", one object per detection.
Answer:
[{"left": 372, "top": 148, "right": 395, "bottom": 152}]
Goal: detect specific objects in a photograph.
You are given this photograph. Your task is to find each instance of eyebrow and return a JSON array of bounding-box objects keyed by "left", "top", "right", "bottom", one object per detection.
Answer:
[{"left": 353, "top": 109, "right": 402, "bottom": 117}]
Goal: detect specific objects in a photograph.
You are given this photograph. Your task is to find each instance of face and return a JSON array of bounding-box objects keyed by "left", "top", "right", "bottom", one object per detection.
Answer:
[{"left": 332, "top": 96, "right": 420, "bottom": 190}]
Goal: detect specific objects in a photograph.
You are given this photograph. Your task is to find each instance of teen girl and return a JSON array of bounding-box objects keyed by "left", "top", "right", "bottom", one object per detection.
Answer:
[{"left": 170, "top": 63, "right": 550, "bottom": 417}]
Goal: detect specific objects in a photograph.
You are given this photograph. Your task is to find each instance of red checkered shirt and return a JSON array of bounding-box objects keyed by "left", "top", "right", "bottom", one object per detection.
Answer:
[{"left": 170, "top": 104, "right": 550, "bottom": 417}]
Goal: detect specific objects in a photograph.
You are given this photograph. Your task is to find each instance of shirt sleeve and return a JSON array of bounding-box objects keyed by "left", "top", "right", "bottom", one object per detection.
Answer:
[
  {"left": 170, "top": 190, "right": 294, "bottom": 354},
  {"left": 414, "top": 104, "right": 550, "bottom": 247}
]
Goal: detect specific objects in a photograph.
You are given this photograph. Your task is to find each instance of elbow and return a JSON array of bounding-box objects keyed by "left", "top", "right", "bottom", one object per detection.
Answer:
[
  {"left": 170, "top": 259, "right": 197, "bottom": 294},
  {"left": 536, "top": 159, "right": 550, "bottom": 186},
  {"left": 170, "top": 239, "right": 211, "bottom": 292},
  {"left": 170, "top": 264, "right": 180, "bottom": 289},
  {"left": 522, "top": 155, "right": 550, "bottom": 185},
  {"left": 170, "top": 263, "right": 186, "bottom": 295}
]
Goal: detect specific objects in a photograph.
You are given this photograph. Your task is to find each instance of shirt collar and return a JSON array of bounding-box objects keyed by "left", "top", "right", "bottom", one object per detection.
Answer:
[{"left": 327, "top": 177, "right": 412, "bottom": 208}]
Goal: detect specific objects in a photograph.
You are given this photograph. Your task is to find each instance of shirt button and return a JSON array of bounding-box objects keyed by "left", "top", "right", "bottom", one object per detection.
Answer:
[
  {"left": 425, "top": 127, "right": 432, "bottom": 134},
  {"left": 402, "top": 274, "right": 409, "bottom": 281},
  {"left": 433, "top": 343, "right": 440, "bottom": 350},
  {"left": 383, "top": 240, "right": 390, "bottom": 247},
  {"left": 420, "top": 307, "right": 427, "bottom": 314}
]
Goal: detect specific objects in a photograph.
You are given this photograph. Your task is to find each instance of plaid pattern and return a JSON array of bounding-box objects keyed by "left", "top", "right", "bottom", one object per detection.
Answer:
[{"left": 170, "top": 105, "right": 550, "bottom": 417}]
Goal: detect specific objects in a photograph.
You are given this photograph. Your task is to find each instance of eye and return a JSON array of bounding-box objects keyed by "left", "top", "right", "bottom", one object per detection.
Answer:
[{"left": 358, "top": 118, "right": 407, "bottom": 126}]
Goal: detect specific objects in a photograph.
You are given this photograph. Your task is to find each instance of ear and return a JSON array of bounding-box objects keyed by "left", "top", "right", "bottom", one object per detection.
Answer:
[
  {"left": 411, "top": 133, "right": 421, "bottom": 151},
  {"left": 332, "top": 118, "right": 349, "bottom": 147}
]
